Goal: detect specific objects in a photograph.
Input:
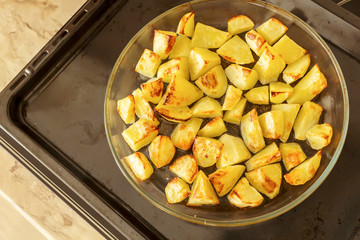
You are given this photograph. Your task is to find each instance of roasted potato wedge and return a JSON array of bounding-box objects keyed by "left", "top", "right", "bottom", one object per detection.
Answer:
[
  {"left": 283, "top": 54, "right": 311, "bottom": 84},
  {"left": 187, "top": 171, "right": 219, "bottom": 206},
  {"left": 161, "top": 77, "right": 203, "bottom": 107},
  {"left": 191, "top": 22, "right": 232, "bottom": 49},
  {"left": 223, "top": 97, "right": 247, "bottom": 125},
  {"left": 191, "top": 97, "right": 223, "bottom": 118},
  {"left": 117, "top": 95, "right": 135, "bottom": 124},
  {"left": 244, "top": 86, "right": 269, "bottom": 105},
  {"left": 306, "top": 123, "right": 333, "bottom": 150},
  {"left": 256, "top": 18, "right": 288, "bottom": 45},
  {"left": 193, "top": 137, "right": 224, "bottom": 168},
  {"left": 141, "top": 78, "right": 163, "bottom": 104},
  {"left": 154, "top": 104, "right": 192, "bottom": 123},
  {"left": 280, "top": 143, "right": 307, "bottom": 171},
  {"left": 217, "top": 134, "right": 251, "bottom": 169},
  {"left": 153, "top": 30, "right": 177, "bottom": 59},
  {"left": 228, "top": 177, "right": 264, "bottom": 208},
  {"left": 271, "top": 104, "right": 301, "bottom": 142},
  {"left": 222, "top": 85, "right": 243, "bottom": 111},
  {"left": 269, "top": 82, "right": 293, "bottom": 104},
  {"left": 228, "top": 15, "right": 254, "bottom": 34},
  {"left": 216, "top": 35, "right": 254, "bottom": 64},
  {"left": 176, "top": 12, "right": 195, "bottom": 37},
  {"left": 169, "top": 35, "right": 192, "bottom": 59},
  {"left": 245, "top": 29, "right": 269, "bottom": 56},
  {"left": 124, "top": 152, "right": 154, "bottom": 181},
  {"left": 284, "top": 150, "right": 322, "bottom": 185},
  {"left": 132, "top": 88, "right": 159, "bottom": 125},
  {"left": 189, "top": 48, "right": 221, "bottom": 80},
  {"left": 135, "top": 49, "right": 161, "bottom": 78},
  {"left": 148, "top": 135, "right": 176, "bottom": 168},
  {"left": 122, "top": 119, "right": 159, "bottom": 151},
  {"left": 258, "top": 110, "right": 284, "bottom": 139},
  {"left": 287, "top": 64, "right": 327, "bottom": 104},
  {"left": 195, "top": 65, "right": 228, "bottom": 98},
  {"left": 253, "top": 46, "right": 286, "bottom": 85},
  {"left": 157, "top": 57, "right": 189, "bottom": 83},
  {"left": 240, "top": 108, "right": 266, "bottom": 153},
  {"left": 209, "top": 165, "right": 245, "bottom": 197},
  {"left": 273, "top": 35, "right": 307, "bottom": 64},
  {"left": 171, "top": 118, "right": 203, "bottom": 150},
  {"left": 169, "top": 155, "right": 198, "bottom": 184},
  {"left": 197, "top": 116, "right": 227, "bottom": 138},
  {"left": 165, "top": 177, "right": 191, "bottom": 203},
  {"left": 245, "top": 142, "right": 282, "bottom": 171},
  {"left": 225, "top": 64, "right": 259, "bottom": 91},
  {"left": 245, "top": 163, "right": 282, "bottom": 199},
  {"left": 293, "top": 101, "right": 323, "bottom": 140}
]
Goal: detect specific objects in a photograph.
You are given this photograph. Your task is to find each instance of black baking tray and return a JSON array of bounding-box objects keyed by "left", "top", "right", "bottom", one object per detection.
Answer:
[{"left": 0, "top": 0, "right": 360, "bottom": 239}]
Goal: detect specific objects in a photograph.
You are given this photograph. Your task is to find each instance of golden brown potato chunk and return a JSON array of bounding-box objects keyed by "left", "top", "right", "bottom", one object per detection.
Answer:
[
  {"left": 171, "top": 118, "right": 203, "bottom": 150},
  {"left": 148, "top": 135, "right": 176, "bottom": 168},
  {"left": 228, "top": 15, "right": 254, "bottom": 34},
  {"left": 244, "top": 86, "right": 269, "bottom": 105},
  {"left": 258, "top": 110, "right": 284, "bottom": 139},
  {"left": 141, "top": 78, "right": 163, "bottom": 104},
  {"left": 132, "top": 88, "right": 159, "bottom": 125},
  {"left": 197, "top": 116, "right": 227, "bottom": 138},
  {"left": 165, "top": 177, "right": 191, "bottom": 203},
  {"left": 122, "top": 119, "right": 159, "bottom": 151},
  {"left": 176, "top": 12, "right": 195, "bottom": 37},
  {"left": 153, "top": 30, "right": 177, "bottom": 59},
  {"left": 245, "top": 163, "right": 282, "bottom": 199},
  {"left": 306, "top": 123, "right": 333, "bottom": 150},
  {"left": 169, "top": 155, "right": 198, "bottom": 184},
  {"left": 222, "top": 85, "right": 243, "bottom": 111},
  {"left": 195, "top": 65, "right": 228, "bottom": 98},
  {"left": 209, "top": 165, "right": 245, "bottom": 197},
  {"left": 124, "top": 152, "right": 154, "bottom": 181},
  {"left": 216, "top": 35, "right": 254, "bottom": 65},
  {"left": 135, "top": 49, "right": 161, "bottom": 78},
  {"left": 282, "top": 54, "right": 311, "bottom": 84},
  {"left": 117, "top": 95, "right": 135, "bottom": 124},
  {"left": 223, "top": 98, "right": 247, "bottom": 125},
  {"left": 273, "top": 35, "right": 307, "bottom": 64},
  {"left": 240, "top": 108, "right": 266, "bottom": 153},
  {"left": 271, "top": 104, "right": 301, "bottom": 142},
  {"left": 225, "top": 64, "right": 259, "bottom": 91},
  {"left": 269, "top": 82, "right": 293, "bottom": 104},
  {"left": 293, "top": 101, "right": 323, "bottom": 140},
  {"left": 280, "top": 143, "right": 307, "bottom": 171},
  {"left": 245, "top": 142, "right": 282, "bottom": 171},
  {"left": 191, "top": 22, "right": 232, "bottom": 49},
  {"left": 157, "top": 57, "right": 189, "bottom": 83},
  {"left": 189, "top": 48, "right": 221, "bottom": 80},
  {"left": 191, "top": 97, "right": 223, "bottom": 118},
  {"left": 245, "top": 29, "right": 269, "bottom": 56},
  {"left": 284, "top": 150, "right": 322, "bottom": 185},
  {"left": 287, "top": 64, "right": 327, "bottom": 104},
  {"left": 192, "top": 137, "right": 224, "bottom": 168},
  {"left": 216, "top": 134, "right": 251, "bottom": 169},
  {"left": 161, "top": 77, "right": 203, "bottom": 107},
  {"left": 256, "top": 18, "right": 288, "bottom": 45},
  {"left": 228, "top": 177, "right": 264, "bottom": 208},
  {"left": 187, "top": 171, "right": 219, "bottom": 206}
]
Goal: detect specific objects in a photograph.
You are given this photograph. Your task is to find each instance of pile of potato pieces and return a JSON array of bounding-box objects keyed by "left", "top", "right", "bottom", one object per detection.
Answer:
[{"left": 117, "top": 12, "right": 333, "bottom": 208}]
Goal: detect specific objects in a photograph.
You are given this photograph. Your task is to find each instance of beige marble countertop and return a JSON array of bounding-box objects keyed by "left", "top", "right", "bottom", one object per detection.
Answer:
[{"left": 0, "top": 0, "right": 104, "bottom": 239}]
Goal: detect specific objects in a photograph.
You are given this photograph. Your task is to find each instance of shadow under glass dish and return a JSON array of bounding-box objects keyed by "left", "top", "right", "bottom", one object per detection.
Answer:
[{"left": 105, "top": 0, "right": 349, "bottom": 226}]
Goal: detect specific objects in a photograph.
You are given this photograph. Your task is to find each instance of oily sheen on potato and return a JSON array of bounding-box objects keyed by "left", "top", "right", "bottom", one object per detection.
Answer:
[{"left": 116, "top": 10, "right": 333, "bottom": 209}]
